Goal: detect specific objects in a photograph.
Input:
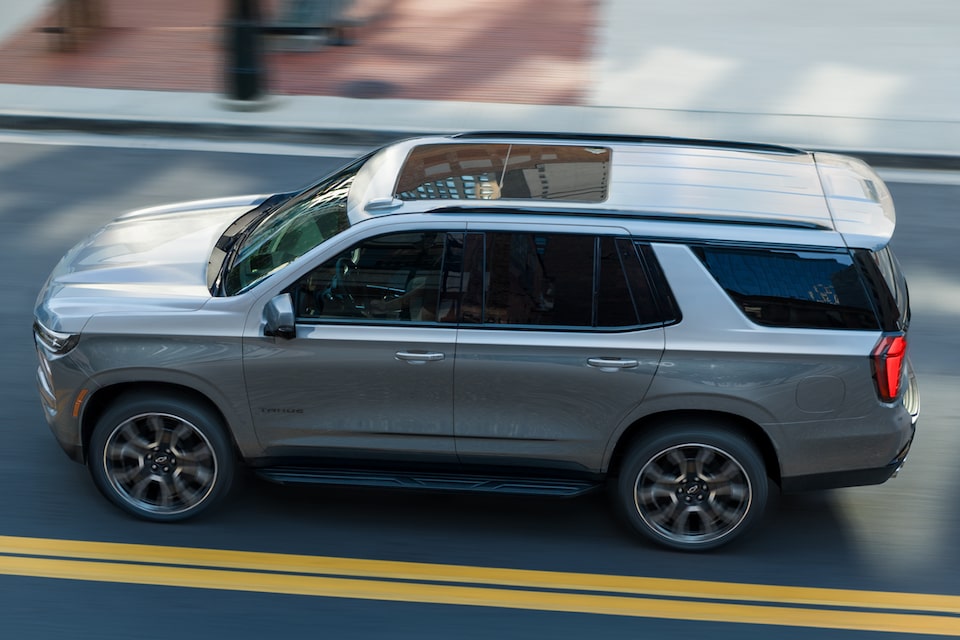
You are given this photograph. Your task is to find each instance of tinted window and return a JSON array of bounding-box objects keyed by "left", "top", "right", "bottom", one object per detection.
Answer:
[
  {"left": 484, "top": 233, "right": 594, "bottom": 326},
  {"left": 694, "top": 246, "right": 879, "bottom": 330},
  {"left": 855, "top": 246, "right": 908, "bottom": 331},
  {"left": 461, "top": 233, "right": 660, "bottom": 329},
  {"left": 395, "top": 144, "right": 610, "bottom": 202},
  {"left": 293, "top": 232, "right": 462, "bottom": 324},
  {"left": 598, "top": 237, "right": 638, "bottom": 327},
  {"left": 634, "top": 242, "right": 681, "bottom": 325}
]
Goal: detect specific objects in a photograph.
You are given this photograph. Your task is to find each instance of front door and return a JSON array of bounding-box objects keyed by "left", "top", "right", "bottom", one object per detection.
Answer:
[{"left": 244, "top": 229, "right": 465, "bottom": 459}]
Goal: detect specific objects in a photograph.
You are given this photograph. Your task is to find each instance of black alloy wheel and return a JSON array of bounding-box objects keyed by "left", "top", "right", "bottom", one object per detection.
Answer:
[
  {"left": 88, "top": 394, "right": 235, "bottom": 521},
  {"left": 616, "top": 424, "right": 768, "bottom": 551}
]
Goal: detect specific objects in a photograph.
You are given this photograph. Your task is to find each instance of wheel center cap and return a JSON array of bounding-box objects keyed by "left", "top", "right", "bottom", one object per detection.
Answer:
[
  {"left": 146, "top": 449, "right": 177, "bottom": 475},
  {"left": 678, "top": 479, "right": 709, "bottom": 503}
]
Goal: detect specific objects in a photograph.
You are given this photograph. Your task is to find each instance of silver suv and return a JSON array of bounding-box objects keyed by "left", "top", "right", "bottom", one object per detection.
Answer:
[{"left": 34, "top": 133, "right": 919, "bottom": 551}]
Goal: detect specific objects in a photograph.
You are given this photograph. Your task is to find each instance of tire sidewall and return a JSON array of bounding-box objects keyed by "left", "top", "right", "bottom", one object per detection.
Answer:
[
  {"left": 88, "top": 393, "right": 235, "bottom": 522},
  {"left": 616, "top": 425, "right": 768, "bottom": 551}
]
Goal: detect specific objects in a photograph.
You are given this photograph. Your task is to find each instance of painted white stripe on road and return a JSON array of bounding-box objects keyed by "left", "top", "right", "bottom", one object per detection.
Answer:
[
  {"left": 1, "top": 130, "right": 959, "bottom": 187},
  {"left": 0, "top": 129, "right": 368, "bottom": 158}
]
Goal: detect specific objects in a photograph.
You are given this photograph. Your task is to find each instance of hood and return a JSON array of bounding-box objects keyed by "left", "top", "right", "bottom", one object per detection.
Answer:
[{"left": 36, "top": 195, "right": 269, "bottom": 332}]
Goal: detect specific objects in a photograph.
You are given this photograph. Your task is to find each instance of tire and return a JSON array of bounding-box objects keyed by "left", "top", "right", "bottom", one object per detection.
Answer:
[
  {"left": 615, "top": 423, "right": 768, "bottom": 551},
  {"left": 88, "top": 393, "right": 235, "bottom": 522}
]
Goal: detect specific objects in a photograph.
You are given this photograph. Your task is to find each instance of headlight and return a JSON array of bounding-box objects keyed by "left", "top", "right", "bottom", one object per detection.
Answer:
[{"left": 34, "top": 321, "right": 79, "bottom": 355}]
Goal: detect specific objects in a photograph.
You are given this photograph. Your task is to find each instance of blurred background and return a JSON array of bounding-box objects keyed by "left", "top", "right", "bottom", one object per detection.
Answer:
[
  {"left": 0, "top": 2, "right": 958, "bottom": 638},
  {"left": 1, "top": 0, "right": 958, "bottom": 152}
]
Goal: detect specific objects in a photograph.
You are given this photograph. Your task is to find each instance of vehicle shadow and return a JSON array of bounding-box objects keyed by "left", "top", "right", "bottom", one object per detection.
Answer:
[{"left": 196, "top": 472, "right": 873, "bottom": 588}]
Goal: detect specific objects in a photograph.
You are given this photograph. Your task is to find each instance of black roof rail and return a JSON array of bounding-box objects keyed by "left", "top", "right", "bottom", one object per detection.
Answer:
[
  {"left": 424, "top": 206, "right": 829, "bottom": 230},
  {"left": 449, "top": 131, "right": 806, "bottom": 156}
]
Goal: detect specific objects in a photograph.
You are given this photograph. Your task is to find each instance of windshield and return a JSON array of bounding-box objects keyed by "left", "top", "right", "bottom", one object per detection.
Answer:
[{"left": 222, "top": 156, "right": 369, "bottom": 295}]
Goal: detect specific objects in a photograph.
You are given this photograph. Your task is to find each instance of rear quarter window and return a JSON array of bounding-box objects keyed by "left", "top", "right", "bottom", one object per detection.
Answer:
[
  {"left": 693, "top": 246, "right": 880, "bottom": 330},
  {"left": 854, "top": 246, "right": 909, "bottom": 332}
]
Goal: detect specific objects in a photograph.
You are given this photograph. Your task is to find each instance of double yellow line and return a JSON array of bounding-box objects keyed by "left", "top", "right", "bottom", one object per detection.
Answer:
[{"left": 1, "top": 535, "right": 958, "bottom": 635}]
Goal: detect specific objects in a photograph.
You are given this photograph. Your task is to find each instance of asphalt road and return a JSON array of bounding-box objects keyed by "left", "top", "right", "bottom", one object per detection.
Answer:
[{"left": 0, "top": 135, "right": 958, "bottom": 639}]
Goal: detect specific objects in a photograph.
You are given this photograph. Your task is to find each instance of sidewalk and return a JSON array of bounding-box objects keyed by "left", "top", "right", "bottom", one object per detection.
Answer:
[{"left": 0, "top": 0, "right": 958, "bottom": 160}]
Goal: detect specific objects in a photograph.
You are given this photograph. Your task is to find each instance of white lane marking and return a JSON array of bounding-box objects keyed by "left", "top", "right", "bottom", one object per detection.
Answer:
[
  {"left": 0, "top": 129, "right": 368, "bottom": 158},
  {"left": 876, "top": 168, "right": 960, "bottom": 187},
  {"left": 1, "top": 130, "right": 958, "bottom": 186}
]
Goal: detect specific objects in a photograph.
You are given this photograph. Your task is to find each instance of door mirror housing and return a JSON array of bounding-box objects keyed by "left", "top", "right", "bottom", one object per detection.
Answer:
[{"left": 263, "top": 294, "right": 296, "bottom": 339}]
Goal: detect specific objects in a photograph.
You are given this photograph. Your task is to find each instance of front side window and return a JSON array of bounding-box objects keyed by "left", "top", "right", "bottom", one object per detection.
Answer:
[
  {"left": 694, "top": 246, "right": 880, "bottom": 329},
  {"left": 292, "top": 231, "right": 463, "bottom": 324}
]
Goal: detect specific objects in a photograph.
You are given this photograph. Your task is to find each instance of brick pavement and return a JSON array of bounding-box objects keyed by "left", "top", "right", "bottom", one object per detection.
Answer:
[{"left": 0, "top": 0, "right": 598, "bottom": 105}]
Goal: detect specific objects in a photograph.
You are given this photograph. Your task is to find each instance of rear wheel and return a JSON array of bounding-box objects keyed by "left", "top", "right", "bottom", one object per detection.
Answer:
[
  {"left": 88, "top": 394, "right": 235, "bottom": 521},
  {"left": 615, "top": 424, "right": 768, "bottom": 551}
]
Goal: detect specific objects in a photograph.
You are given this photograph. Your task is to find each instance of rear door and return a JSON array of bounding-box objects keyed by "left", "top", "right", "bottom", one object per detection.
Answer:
[{"left": 453, "top": 226, "right": 666, "bottom": 471}]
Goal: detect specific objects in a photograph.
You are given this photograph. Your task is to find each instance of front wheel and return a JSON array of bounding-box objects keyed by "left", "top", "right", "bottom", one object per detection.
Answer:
[
  {"left": 88, "top": 394, "right": 235, "bottom": 522},
  {"left": 615, "top": 424, "right": 768, "bottom": 551}
]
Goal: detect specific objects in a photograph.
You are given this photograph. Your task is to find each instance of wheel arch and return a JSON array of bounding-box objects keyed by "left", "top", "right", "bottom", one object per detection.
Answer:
[
  {"left": 79, "top": 382, "right": 240, "bottom": 464},
  {"left": 605, "top": 410, "right": 782, "bottom": 487}
]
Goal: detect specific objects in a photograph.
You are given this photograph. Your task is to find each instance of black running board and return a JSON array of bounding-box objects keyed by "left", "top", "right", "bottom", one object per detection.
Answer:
[{"left": 256, "top": 467, "right": 599, "bottom": 497}]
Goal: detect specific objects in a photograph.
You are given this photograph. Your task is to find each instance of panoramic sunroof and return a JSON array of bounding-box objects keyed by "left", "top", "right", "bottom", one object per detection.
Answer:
[{"left": 395, "top": 143, "right": 610, "bottom": 203}]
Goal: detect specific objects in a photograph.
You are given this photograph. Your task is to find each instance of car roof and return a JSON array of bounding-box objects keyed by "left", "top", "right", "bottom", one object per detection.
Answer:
[{"left": 347, "top": 133, "right": 896, "bottom": 250}]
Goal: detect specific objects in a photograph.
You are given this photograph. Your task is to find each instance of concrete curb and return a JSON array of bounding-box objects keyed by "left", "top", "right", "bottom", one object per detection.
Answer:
[{"left": 1, "top": 85, "right": 959, "bottom": 169}]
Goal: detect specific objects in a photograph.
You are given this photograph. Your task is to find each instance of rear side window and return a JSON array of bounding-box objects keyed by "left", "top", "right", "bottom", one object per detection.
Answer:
[
  {"left": 693, "top": 246, "right": 880, "bottom": 330},
  {"left": 460, "top": 232, "right": 664, "bottom": 329}
]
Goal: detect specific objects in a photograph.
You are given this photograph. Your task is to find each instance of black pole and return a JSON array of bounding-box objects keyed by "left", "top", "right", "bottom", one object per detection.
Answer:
[{"left": 225, "top": 0, "right": 266, "bottom": 101}]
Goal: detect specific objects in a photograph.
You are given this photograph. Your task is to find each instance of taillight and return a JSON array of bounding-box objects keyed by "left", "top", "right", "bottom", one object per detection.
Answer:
[{"left": 871, "top": 334, "right": 907, "bottom": 402}]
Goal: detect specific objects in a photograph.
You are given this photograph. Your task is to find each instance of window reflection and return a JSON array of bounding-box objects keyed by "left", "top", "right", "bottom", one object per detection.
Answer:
[{"left": 395, "top": 144, "right": 610, "bottom": 202}]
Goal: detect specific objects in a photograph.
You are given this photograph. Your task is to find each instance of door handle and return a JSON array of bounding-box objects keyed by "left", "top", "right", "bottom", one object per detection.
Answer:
[
  {"left": 587, "top": 357, "right": 639, "bottom": 370},
  {"left": 395, "top": 351, "right": 445, "bottom": 364}
]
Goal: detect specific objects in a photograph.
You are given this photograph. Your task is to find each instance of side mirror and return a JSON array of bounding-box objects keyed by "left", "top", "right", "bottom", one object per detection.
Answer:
[{"left": 263, "top": 294, "right": 296, "bottom": 339}]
